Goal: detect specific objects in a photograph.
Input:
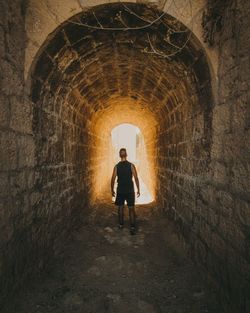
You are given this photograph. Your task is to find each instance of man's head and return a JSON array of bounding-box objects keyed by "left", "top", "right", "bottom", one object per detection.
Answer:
[{"left": 119, "top": 148, "right": 127, "bottom": 158}]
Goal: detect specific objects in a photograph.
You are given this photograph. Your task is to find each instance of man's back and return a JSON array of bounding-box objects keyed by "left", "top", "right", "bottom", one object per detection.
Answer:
[{"left": 116, "top": 160, "right": 134, "bottom": 193}]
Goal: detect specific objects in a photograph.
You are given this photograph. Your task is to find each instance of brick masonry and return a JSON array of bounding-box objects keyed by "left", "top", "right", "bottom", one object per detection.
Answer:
[
  {"left": 0, "top": 1, "right": 249, "bottom": 312},
  {"left": 156, "top": 1, "right": 250, "bottom": 312},
  {"left": 0, "top": 0, "right": 35, "bottom": 303}
]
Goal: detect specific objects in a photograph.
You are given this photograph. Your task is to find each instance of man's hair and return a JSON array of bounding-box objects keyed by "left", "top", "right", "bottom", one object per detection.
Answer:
[{"left": 119, "top": 148, "right": 127, "bottom": 156}]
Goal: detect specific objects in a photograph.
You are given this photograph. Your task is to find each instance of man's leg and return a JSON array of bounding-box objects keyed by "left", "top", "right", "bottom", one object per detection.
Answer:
[
  {"left": 118, "top": 205, "right": 124, "bottom": 227},
  {"left": 128, "top": 206, "right": 136, "bottom": 234},
  {"left": 115, "top": 192, "right": 124, "bottom": 228},
  {"left": 127, "top": 192, "right": 136, "bottom": 234}
]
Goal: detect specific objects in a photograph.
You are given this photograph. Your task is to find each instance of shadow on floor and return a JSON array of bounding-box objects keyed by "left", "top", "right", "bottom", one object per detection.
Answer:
[{"left": 3, "top": 202, "right": 221, "bottom": 313}]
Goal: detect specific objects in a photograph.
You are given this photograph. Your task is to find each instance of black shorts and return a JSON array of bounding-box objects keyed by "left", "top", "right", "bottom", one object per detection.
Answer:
[{"left": 115, "top": 192, "right": 135, "bottom": 206}]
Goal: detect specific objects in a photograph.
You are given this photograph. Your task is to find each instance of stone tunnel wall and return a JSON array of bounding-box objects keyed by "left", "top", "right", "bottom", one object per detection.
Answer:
[
  {"left": 26, "top": 8, "right": 211, "bottom": 305},
  {"left": 0, "top": 0, "right": 91, "bottom": 303},
  {"left": 156, "top": 1, "right": 250, "bottom": 312},
  {"left": 32, "top": 87, "right": 90, "bottom": 249},
  {"left": 0, "top": 1, "right": 249, "bottom": 312},
  {"left": 30, "top": 47, "right": 94, "bottom": 266},
  {"left": 210, "top": 1, "right": 250, "bottom": 310},
  {"left": 0, "top": 0, "right": 36, "bottom": 303}
]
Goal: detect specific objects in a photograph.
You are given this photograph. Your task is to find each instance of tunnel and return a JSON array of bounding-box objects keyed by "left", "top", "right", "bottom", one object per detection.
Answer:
[
  {"left": 0, "top": 1, "right": 249, "bottom": 312},
  {"left": 30, "top": 1, "right": 212, "bottom": 218}
]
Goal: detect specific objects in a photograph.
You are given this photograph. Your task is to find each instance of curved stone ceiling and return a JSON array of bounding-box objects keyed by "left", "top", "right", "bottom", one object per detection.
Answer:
[
  {"left": 25, "top": 0, "right": 218, "bottom": 81},
  {"left": 29, "top": 2, "right": 214, "bottom": 206},
  {"left": 31, "top": 2, "right": 211, "bottom": 125}
]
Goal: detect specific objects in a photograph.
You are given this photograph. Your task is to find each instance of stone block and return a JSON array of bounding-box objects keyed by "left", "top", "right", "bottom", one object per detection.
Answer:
[
  {"left": 0, "top": 131, "right": 18, "bottom": 171},
  {"left": 0, "top": 95, "right": 10, "bottom": 127},
  {"left": 10, "top": 170, "right": 27, "bottom": 196},
  {"left": 45, "top": 30, "right": 66, "bottom": 59},
  {"left": 210, "top": 136, "right": 223, "bottom": 159},
  {"left": 5, "top": 14, "right": 25, "bottom": 64},
  {"left": 231, "top": 92, "right": 249, "bottom": 131},
  {"left": 0, "top": 172, "right": 9, "bottom": 197},
  {"left": 230, "top": 158, "right": 250, "bottom": 194},
  {"left": 33, "top": 51, "right": 54, "bottom": 81},
  {"left": 212, "top": 160, "right": 229, "bottom": 186},
  {"left": 222, "top": 133, "right": 247, "bottom": 162},
  {"left": 238, "top": 56, "right": 250, "bottom": 91},
  {"left": 0, "top": 221, "right": 14, "bottom": 244},
  {"left": 0, "top": 25, "right": 5, "bottom": 58},
  {"left": 18, "top": 135, "right": 35, "bottom": 169},
  {"left": 219, "top": 215, "right": 245, "bottom": 252},
  {"left": 30, "top": 191, "right": 41, "bottom": 207},
  {"left": 212, "top": 102, "right": 232, "bottom": 135},
  {"left": 26, "top": 169, "right": 35, "bottom": 190},
  {"left": 0, "top": 59, "right": 23, "bottom": 96},
  {"left": 219, "top": 37, "right": 237, "bottom": 74},
  {"left": 235, "top": 198, "right": 250, "bottom": 227},
  {"left": 218, "top": 67, "right": 238, "bottom": 103},
  {"left": 217, "top": 190, "right": 234, "bottom": 218},
  {"left": 10, "top": 97, "right": 32, "bottom": 134},
  {"left": 238, "top": 20, "right": 250, "bottom": 56}
]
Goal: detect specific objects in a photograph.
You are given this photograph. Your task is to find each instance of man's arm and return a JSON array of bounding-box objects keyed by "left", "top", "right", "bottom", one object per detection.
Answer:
[
  {"left": 131, "top": 164, "right": 140, "bottom": 197},
  {"left": 111, "top": 165, "right": 117, "bottom": 197}
]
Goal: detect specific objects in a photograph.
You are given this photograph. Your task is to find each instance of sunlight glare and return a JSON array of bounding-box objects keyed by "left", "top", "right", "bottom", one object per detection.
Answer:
[{"left": 111, "top": 123, "right": 153, "bottom": 204}]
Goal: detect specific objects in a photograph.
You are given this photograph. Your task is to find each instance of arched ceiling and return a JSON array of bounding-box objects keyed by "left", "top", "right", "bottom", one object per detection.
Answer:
[
  {"left": 25, "top": 0, "right": 218, "bottom": 82},
  {"left": 31, "top": 2, "right": 212, "bottom": 132},
  {"left": 88, "top": 98, "right": 157, "bottom": 139},
  {"left": 30, "top": 2, "right": 214, "bottom": 206}
]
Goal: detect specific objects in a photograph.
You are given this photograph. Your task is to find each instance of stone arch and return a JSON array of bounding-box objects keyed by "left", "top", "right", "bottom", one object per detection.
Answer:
[
  {"left": 25, "top": 1, "right": 219, "bottom": 84},
  {"left": 28, "top": 1, "right": 214, "bottom": 246}
]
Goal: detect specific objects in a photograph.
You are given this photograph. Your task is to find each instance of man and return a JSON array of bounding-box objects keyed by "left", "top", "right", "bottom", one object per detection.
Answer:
[{"left": 111, "top": 148, "right": 140, "bottom": 235}]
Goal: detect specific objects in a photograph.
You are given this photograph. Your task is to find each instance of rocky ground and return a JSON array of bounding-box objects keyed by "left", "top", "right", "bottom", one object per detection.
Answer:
[{"left": 3, "top": 202, "right": 220, "bottom": 313}]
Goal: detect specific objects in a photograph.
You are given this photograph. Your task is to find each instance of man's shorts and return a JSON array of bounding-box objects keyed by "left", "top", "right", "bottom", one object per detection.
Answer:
[{"left": 115, "top": 192, "right": 135, "bottom": 206}]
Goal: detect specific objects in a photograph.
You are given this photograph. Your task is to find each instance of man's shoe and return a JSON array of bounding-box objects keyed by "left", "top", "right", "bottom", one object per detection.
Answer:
[{"left": 130, "top": 226, "right": 136, "bottom": 235}]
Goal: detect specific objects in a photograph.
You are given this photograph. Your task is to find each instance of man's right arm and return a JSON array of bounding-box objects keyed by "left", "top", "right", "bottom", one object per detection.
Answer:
[{"left": 111, "top": 165, "right": 117, "bottom": 196}]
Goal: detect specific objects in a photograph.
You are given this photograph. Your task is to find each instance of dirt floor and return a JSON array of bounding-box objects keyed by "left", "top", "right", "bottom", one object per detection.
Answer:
[{"left": 3, "top": 202, "right": 220, "bottom": 313}]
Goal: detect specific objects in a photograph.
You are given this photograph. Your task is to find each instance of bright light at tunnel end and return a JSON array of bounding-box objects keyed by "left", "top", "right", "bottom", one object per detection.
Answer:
[{"left": 111, "top": 123, "right": 154, "bottom": 205}]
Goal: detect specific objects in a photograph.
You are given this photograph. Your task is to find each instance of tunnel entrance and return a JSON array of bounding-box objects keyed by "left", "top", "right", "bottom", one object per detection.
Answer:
[
  {"left": 29, "top": 0, "right": 214, "bottom": 290},
  {"left": 30, "top": 1, "right": 213, "bottom": 214},
  {"left": 88, "top": 104, "right": 157, "bottom": 206},
  {"left": 30, "top": 1, "right": 213, "bottom": 217},
  {"left": 2, "top": 1, "right": 249, "bottom": 312},
  {"left": 111, "top": 123, "right": 154, "bottom": 204}
]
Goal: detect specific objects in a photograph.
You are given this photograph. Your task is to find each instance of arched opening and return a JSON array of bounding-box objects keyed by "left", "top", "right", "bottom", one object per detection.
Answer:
[
  {"left": 2, "top": 1, "right": 250, "bottom": 312},
  {"left": 86, "top": 99, "right": 157, "bottom": 205},
  {"left": 29, "top": 0, "right": 213, "bottom": 262},
  {"left": 111, "top": 123, "right": 140, "bottom": 164},
  {"left": 110, "top": 123, "right": 154, "bottom": 204}
]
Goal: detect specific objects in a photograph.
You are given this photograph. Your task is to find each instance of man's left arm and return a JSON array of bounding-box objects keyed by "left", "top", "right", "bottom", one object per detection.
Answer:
[{"left": 131, "top": 164, "right": 140, "bottom": 197}]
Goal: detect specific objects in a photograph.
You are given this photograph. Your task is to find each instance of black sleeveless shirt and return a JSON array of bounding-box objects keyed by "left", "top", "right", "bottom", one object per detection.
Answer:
[{"left": 116, "top": 160, "right": 134, "bottom": 193}]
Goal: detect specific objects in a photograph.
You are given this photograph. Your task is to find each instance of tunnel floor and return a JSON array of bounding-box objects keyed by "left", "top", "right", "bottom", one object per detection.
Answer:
[{"left": 4, "top": 203, "right": 220, "bottom": 313}]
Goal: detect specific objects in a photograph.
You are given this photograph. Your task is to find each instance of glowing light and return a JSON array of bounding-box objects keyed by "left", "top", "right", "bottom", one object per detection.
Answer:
[{"left": 111, "top": 123, "right": 154, "bottom": 204}]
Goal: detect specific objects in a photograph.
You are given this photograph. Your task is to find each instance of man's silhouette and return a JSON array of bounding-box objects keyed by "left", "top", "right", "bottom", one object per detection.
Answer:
[{"left": 111, "top": 148, "right": 140, "bottom": 235}]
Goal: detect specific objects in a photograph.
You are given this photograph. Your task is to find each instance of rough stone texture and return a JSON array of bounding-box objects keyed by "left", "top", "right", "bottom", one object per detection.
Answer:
[
  {"left": 213, "top": 2, "right": 250, "bottom": 311},
  {"left": 25, "top": 0, "right": 218, "bottom": 82},
  {"left": 2, "top": 204, "right": 220, "bottom": 313},
  {"left": 0, "top": 0, "right": 35, "bottom": 304},
  {"left": 30, "top": 3, "right": 210, "bottom": 204},
  {"left": 0, "top": 0, "right": 85, "bottom": 305},
  {"left": 0, "top": 1, "right": 249, "bottom": 313},
  {"left": 157, "top": 1, "right": 250, "bottom": 312}
]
